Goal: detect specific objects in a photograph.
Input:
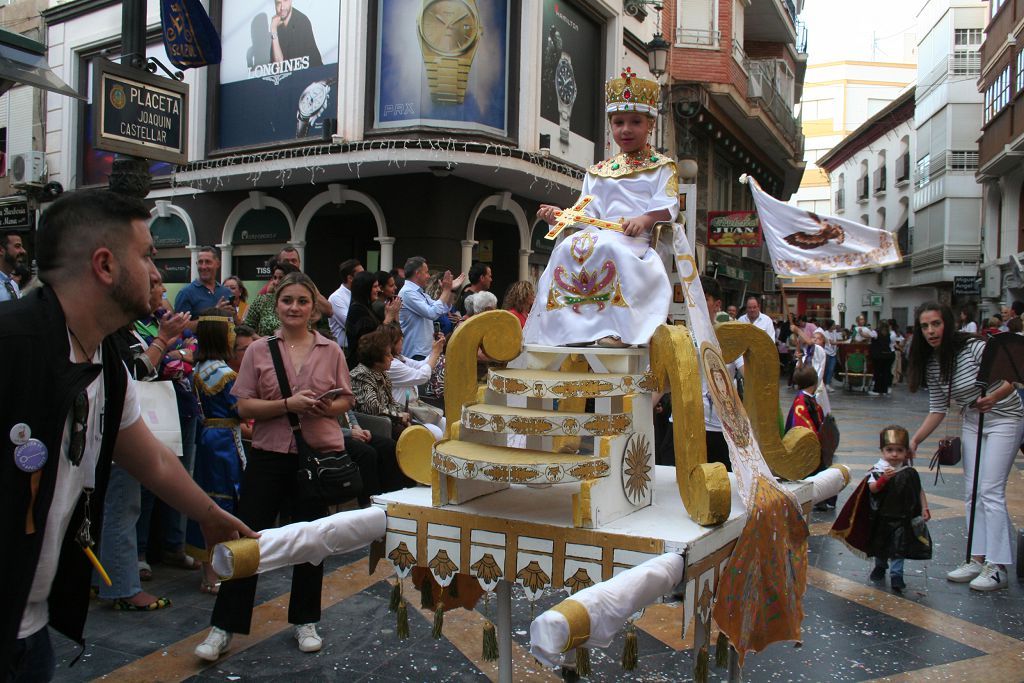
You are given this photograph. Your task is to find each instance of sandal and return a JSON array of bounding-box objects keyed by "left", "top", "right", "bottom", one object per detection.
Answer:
[
  {"left": 112, "top": 596, "right": 172, "bottom": 611},
  {"left": 138, "top": 560, "right": 153, "bottom": 581},
  {"left": 199, "top": 579, "right": 220, "bottom": 595}
]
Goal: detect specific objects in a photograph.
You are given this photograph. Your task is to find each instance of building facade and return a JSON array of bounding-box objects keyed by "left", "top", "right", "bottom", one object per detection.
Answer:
[
  {"left": 977, "top": 0, "right": 1024, "bottom": 313},
  {"left": 40, "top": 0, "right": 672, "bottom": 305},
  {"left": 660, "top": 0, "right": 808, "bottom": 314},
  {"left": 909, "top": 0, "right": 988, "bottom": 313}
]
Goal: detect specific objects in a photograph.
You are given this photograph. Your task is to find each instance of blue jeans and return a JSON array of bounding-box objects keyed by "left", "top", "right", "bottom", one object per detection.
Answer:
[
  {"left": 874, "top": 556, "right": 904, "bottom": 577},
  {"left": 97, "top": 464, "right": 142, "bottom": 599},
  {"left": 10, "top": 627, "right": 55, "bottom": 682},
  {"left": 137, "top": 414, "right": 197, "bottom": 555},
  {"left": 824, "top": 354, "right": 837, "bottom": 384}
]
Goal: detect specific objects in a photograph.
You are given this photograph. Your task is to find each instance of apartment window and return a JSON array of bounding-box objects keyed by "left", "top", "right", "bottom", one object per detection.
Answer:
[
  {"left": 991, "top": 0, "right": 1007, "bottom": 18},
  {"left": 916, "top": 154, "right": 930, "bottom": 188},
  {"left": 949, "top": 151, "right": 979, "bottom": 171},
  {"left": 801, "top": 99, "right": 834, "bottom": 121},
  {"left": 1017, "top": 49, "right": 1024, "bottom": 94},
  {"left": 954, "top": 29, "right": 982, "bottom": 47},
  {"left": 675, "top": 0, "right": 719, "bottom": 47},
  {"left": 0, "top": 127, "right": 5, "bottom": 178},
  {"left": 984, "top": 66, "right": 1011, "bottom": 124}
]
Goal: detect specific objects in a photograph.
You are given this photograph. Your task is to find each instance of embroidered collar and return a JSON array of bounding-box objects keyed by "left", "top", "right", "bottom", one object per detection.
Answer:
[{"left": 589, "top": 146, "right": 676, "bottom": 178}]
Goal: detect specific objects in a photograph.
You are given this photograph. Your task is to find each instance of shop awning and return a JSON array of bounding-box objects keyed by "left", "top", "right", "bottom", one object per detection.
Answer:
[{"left": 0, "top": 28, "right": 83, "bottom": 100}]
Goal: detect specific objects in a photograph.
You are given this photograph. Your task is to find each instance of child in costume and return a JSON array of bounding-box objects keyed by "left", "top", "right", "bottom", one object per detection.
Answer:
[
  {"left": 785, "top": 365, "right": 824, "bottom": 435},
  {"left": 830, "top": 425, "right": 931, "bottom": 591},
  {"left": 186, "top": 312, "right": 247, "bottom": 595},
  {"left": 526, "top": 67, "right": 678, "bottom": 347}
]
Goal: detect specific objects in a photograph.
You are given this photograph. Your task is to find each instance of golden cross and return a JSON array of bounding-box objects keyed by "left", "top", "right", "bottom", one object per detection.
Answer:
[{"left": 544, "top": 195, "right": 625, "bottom": 240}]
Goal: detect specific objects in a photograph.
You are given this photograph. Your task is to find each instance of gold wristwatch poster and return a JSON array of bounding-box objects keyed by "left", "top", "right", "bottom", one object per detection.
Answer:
[
  {"left": 375, "top": 0, "right": 509, "bottom": 135},
  {"left": 539, "top": 0, "right": 599, "bottom": 146}
]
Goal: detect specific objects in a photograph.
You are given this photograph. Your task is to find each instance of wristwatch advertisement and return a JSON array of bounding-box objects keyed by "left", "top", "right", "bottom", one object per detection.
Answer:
[
  {"left": 555, "top": 51, "right": 577, "bottom": 145},
  {"left": 417, "top": 0, "right": 482, "bottom": 105},
  {"left": 295, "top": 78, "right": 335, "bottom": 137}
]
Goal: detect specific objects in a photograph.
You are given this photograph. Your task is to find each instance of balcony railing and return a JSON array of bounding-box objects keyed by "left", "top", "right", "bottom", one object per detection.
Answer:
[
  {"left": 795, "top": 19, "right": 808, "bottom": 54},
  {"left": 912, "top": 150, "right": 980, "bottom": 185},
  {"left": 745, "top": 58, "right": 800, "bottom": 143},
  {"left": 873, "top": 167, "right": 887, "bottom": 194},
  {"left": 950, "top": 51, "right": 981, "bottom": 76},
  {"left": 675, "top": 28, "right": 721, "bottom": 48},
  {"left": 732, "top": 38, "right": 747, "bottom": 68},
  {"left": 857, "top": 175, "right": 869, "bottom": 201},
  {"left": 895, "top": 153, "right": 910, "bottom": 185}
]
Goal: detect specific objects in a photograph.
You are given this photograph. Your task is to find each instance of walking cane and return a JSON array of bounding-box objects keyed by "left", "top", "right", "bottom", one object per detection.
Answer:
[{"left": 963, "top": 332, "right": 1024, "bottom": 566}]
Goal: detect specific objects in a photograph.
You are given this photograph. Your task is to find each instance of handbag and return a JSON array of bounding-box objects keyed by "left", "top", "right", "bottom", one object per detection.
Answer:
[
  {"left": 928, "top": 379, "right": 962, "bottom": 483},
  {"left": 267, "top": 337, "right": 362, "bottom": 506},
  {"left": 136, "top": 380, "right": 183, "bottom": 457}
]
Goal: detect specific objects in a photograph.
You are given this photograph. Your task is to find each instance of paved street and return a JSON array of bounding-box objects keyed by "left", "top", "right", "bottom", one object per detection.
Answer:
[{"left": 52, "top": 383, "right": 1024, "bottom": 682}]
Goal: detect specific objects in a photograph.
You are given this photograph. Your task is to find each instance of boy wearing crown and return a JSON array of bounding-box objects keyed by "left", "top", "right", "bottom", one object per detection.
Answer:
[{"left": 526, "top": 68, "right": 678, "bottom": 347}]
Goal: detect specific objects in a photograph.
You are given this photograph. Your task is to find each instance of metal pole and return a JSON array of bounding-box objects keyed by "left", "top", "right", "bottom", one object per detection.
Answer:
[
  {"left": 109, "top": 0, "right": 152, "bottom": 199},
  {"left": 964, "top": 397, "right": 985, "bottom": 564},
  {"left": 496, "top": 580, "right": 513, "bottom": 683}
]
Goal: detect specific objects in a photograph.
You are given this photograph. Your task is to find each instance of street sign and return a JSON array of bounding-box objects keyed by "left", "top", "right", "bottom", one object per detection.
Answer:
[
  {"left": 707, "top": 210, "right": 762, "bottom": 248},
  {"left": 861, "top": 294, "right": 883, "bottom": 307},
  {"left": 92, "top": 58, "right": 188, "bottom": 164},
  {"left": 953, "top": 276, "right": 980, "bottom": 295},
  {"left": 0, "top": 198, "right": 32, "bottom": 230}
]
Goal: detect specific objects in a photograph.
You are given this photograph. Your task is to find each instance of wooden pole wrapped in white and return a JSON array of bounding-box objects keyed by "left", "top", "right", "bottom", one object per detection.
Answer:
[{"left": 211, "top": 507, "right": 387, "bottom": 580}]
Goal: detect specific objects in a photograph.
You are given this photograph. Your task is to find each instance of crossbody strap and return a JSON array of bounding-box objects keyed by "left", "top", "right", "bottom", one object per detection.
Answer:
[{"left": 267, "top": 337, "right": 306, "bottom": 445}]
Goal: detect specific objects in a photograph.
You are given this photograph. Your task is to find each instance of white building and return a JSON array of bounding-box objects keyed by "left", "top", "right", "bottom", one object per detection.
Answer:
[
  {"left": 818, "top": 88, "right": 937, "bottom": 330},
  {"left": 909, "top": 0, "right": 987, "bottom": 307}
]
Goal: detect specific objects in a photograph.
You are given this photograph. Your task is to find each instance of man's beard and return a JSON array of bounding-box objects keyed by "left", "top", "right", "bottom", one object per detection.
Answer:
[
  {"left": 1, "top": 251, "right": 20, "bottom": 270},
  {"left": 111, "top": 272, "right": 152, "bottom": 321}
]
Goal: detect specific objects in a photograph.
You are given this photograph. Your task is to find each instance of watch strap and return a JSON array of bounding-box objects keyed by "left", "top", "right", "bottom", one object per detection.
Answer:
[{"left": 425, "top": 54, "right": 472, "bottom": 105}]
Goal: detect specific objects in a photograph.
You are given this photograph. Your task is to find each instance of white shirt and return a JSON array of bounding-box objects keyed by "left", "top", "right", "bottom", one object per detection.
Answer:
[
  {"left": 19, "top": 338, "right": 141, "bottom": 638},
  {"left": 743, "top": 312, "right": 776, "bottom": 339},
  {"left": 852, "top": 325, "right": 877, "bottom": 342},
  {"left": 327, "top": 285, "right": 352, "bottom": 346},
  {"left": 823, "top": 329, "right": 838, "bottom": 357},
  {"left": 960, "top": 321, "right": 977, "bottom": 334},
  {"left": 388, "top": 355, "right": 433, "bottom": 404}
]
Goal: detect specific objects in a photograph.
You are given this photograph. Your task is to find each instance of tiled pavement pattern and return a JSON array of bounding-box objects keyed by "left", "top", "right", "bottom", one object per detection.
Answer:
[{"left": 50, "top": 383, "right": 1024, "bottom": 681}]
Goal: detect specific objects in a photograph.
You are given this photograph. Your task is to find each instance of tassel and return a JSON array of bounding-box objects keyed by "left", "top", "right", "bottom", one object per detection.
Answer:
[
  {"left": 389, "top": 580, "right": 401, "bottom": 613},
  {"left": 482, "top": 620, "right": 499, "bottom": 661},
  {"left": 694, "top": 646, "right": 709, "bottom": 683},
  {"left": 448, "top": 576, "right": 459, "bottom": 598},
  {"left": 420, "top": 574, "right": 435, "bottom": 609},
  {"left": 432, "top": 602, "right": 444, "bottom": 639},
  {"left": 715, "top": 631, "right": 730, "bottom": 668},
  {"left": 575, "top": 647, "right": 591, "bottom": 677},
  {"left": 396, "top": 599, "right": 409, "bottom": 639},
  {"left": 621, "top": 622, "right": 638, "bottom": 671}
]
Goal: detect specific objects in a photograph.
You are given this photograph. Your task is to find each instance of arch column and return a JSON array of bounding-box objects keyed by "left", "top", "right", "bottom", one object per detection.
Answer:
[
  {"left": 289, "top": 240, "right": 307, "bottom": 268},
  {"left": 375, "top": 236, "right": 396, "bottom": 271},
  {"left": 518, "top": 248, "right": 533, "bottom": 281},
  {"left": 461, "top": 240, "right": 478, "bottom": 275},
  {"left": 217, "top": 243, "right": 233, "bottom": 282},
  {"left": 188, "top": 245, "right": 200, "bottom": 281}
]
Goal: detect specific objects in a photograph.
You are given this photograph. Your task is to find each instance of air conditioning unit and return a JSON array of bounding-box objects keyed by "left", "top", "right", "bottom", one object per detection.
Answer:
[{"left": 9, "top": 151, "right": 46, "bottom": 187}]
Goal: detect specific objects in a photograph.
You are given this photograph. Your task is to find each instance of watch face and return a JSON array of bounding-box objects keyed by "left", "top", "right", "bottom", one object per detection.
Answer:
[
  {"left": 556, "top": 60, "right": 577, "bottom": 104},
  {"left": 420, "top": 0, "right": 480, "bottom": 57},
  {"left": 298, "top": 82, "right": 329, "bottom": 117}
]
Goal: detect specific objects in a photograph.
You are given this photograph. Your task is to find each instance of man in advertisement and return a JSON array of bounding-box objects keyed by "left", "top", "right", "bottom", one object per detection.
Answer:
[{"left": 270, "top": 0, "right": 322, "bottom": 66}]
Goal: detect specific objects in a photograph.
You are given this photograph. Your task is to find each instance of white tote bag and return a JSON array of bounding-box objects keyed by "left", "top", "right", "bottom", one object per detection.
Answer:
[{"left": 136, "top": 380, "right": 183, "bottom": 457}]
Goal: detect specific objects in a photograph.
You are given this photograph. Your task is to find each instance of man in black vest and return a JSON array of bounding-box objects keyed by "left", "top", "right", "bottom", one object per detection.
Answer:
[{"left": 0, "top": 191, "right": 256, "bottom": 680}]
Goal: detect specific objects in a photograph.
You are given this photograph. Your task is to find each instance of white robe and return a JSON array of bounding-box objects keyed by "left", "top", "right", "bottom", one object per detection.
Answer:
[{"left": 523, "top": 163, "right": 678, "bottom": 346}]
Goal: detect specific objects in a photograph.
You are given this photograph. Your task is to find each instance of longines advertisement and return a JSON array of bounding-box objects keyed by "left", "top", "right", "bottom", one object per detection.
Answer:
[
  {"left": 217, "top": 0, "right": 340, "bottom": 148},
  {"left": 374, "top": 0, "right": 510, "bottom": 136},
  {"left": 540, "top": 0, "right": 600, "bottom": 144}
]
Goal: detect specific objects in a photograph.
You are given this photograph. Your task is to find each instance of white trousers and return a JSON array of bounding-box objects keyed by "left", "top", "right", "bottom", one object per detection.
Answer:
[{"left": 960, "top": 411, "right": 1024, "bottom": 565}]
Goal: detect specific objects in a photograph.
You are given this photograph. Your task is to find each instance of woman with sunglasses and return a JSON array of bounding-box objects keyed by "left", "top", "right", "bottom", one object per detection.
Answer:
[{"left": 195, "top": 272, "right": 353, "bottom": 661}]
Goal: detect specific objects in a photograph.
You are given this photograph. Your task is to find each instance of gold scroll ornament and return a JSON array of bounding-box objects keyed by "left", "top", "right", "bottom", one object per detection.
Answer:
[
  {"left": 396, "top": 310, "right": 523, "bottom": 485},
  {"left": 544, "top": 195, "right": 625, "bottom": 240}
]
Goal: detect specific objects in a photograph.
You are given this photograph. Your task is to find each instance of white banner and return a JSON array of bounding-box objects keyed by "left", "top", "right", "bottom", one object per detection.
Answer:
[{"left": 744, "top": 175, "right": 902, "bottom": 277}]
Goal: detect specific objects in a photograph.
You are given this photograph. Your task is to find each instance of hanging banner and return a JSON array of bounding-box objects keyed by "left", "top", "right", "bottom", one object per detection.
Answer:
[
  {"left": 161, "top": 0, "right": 222, "bottom": 69},
  {"left": 217, "top": 1, "right": 339, "bottom": 148},
  {"left": 707, "top": 210, "right": 762, "bottom": 248}
]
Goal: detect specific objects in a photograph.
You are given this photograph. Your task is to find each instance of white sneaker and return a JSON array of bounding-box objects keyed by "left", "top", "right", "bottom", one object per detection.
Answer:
[
  {"left": 294, "top": 623, "right": 322, "bottom": 653},
  {"left": 867, "top": 390, "right": 880, "bottom": 396},
  {"left": 946, "top": 559, "right": 984, "bottom": 583},
  {"left": 969, "top": 562, "right": 1008, "bottom": 592},
  {"left": 195, "top": 627, "right": 231, "bottom": 661}
]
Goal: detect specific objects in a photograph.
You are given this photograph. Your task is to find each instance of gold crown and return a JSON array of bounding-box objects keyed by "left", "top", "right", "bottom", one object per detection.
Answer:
[
  {"left": 605, "top": 67, "right": 659, "bottom": 115},
  {"left": 880, "top": 427, "right": 909, "bottom": 449}
]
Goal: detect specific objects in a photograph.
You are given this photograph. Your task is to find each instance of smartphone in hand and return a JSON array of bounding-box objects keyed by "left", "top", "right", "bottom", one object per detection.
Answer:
[
  {"left": 315, "top": 388, "right": 348, "bottom": 402},
  {"left": 433, "top": 321, "right": 442, "bottom": 339}
]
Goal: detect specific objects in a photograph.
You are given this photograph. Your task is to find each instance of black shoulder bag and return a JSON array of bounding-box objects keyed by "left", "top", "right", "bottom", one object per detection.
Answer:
[{"left": 267, "top": 337, "right": 362, "bottom": 506}]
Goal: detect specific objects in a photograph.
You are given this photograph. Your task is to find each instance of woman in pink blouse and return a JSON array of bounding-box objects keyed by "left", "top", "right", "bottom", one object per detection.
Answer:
[{"left": 195, "top": 272, "right": 352, "bottom": 661}]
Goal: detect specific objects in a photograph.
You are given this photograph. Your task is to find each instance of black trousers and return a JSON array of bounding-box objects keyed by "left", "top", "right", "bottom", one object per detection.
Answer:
[
  {"left": 211, "top": 449, "right": 326, "bottom": 634},
  {"left": 706, "top": 430, "right": 733, "bottom": 471},
  {"left": 872, "top": 355, "right": 893, "bottom": 394}
]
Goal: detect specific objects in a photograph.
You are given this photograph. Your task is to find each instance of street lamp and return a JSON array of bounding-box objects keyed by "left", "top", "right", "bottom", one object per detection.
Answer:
[{"left": 646, "top": 32, "right": 670, "bottom": 79}]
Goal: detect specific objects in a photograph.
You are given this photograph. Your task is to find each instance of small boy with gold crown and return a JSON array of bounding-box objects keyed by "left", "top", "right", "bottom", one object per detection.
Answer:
[{"left": 525, "top": 67, "right": 678, "bottom": 347}]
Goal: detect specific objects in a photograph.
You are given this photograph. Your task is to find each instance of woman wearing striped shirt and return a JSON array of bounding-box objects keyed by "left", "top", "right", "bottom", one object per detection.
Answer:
[{"left": 907, "top": 302, "right": 1024, "bottom": 592}]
